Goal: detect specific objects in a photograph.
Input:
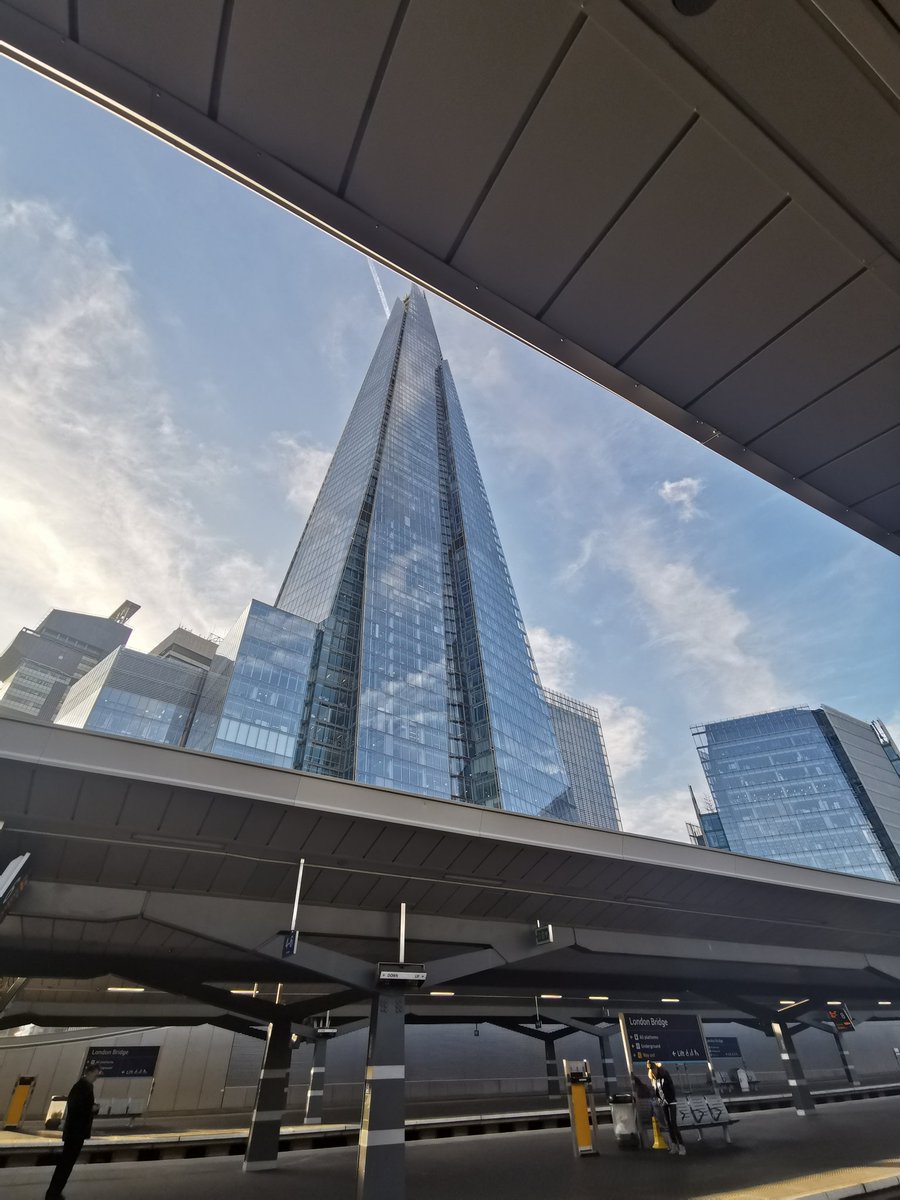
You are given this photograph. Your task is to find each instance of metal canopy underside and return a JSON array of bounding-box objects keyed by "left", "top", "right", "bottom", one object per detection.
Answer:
[
  {"left": 3, "top": 716, "right": 900, "bottom": 1030},
  {"left": 0, "top": 0, "right": 898, "bottom": 553}
]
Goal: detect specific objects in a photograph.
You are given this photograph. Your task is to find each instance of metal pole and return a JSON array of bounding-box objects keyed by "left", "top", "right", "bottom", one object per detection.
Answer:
[{"left": 290, "top": 859, "right": 306, "bottom": 930}]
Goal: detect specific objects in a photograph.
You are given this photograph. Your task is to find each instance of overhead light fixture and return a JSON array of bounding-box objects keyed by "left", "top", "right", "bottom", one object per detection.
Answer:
[
  {"left": 540, "top": 993, "right": 562, "bottom": 1000},
  {"left": 779, "top": 1000, "right": 795, "bottom": 1006},
  {"left": 229, "top": 989, "right": 256, "bottom": 995},
  {"left": 589, "top": 995, "right": 609, "bottom": 1001},
  {"left": 107, "top": 986, "right": 144, "bottom": 993},
  {"left": 826, "top": 1000, "right": 843, "bottom": 1005},
  {"left": 429, "top": 991, "right": 455, "bottom": 997},
  {"left": 878, "top": 1001, "right": 892, "bottom": 1006},
  {"left": 660, "top": 997, "right": 680, "bottom": 1003}
]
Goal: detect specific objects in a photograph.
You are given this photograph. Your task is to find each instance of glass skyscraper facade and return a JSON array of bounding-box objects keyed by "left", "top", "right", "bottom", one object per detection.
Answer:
[
  {"left": 39, "top": 289, "right": 617, "bottom": 830},
  {"left": 55, "top": 647, "right": 204, "bottom": 746},
  {"left": 186, "top": 601, "right": 317, "bottom": 769},
  {"left": 543, "top": 690, "right": 621, "bottom": 830},
  {"left": 275, "top": 288, "right": 611, "bottom": 823},
  {"left": 691, "top": 706, "right": 900, "bottom": 882}
]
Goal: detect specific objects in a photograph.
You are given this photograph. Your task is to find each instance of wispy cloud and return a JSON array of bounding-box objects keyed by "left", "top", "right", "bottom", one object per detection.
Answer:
[
  {"left": 528, "top": 626, "right": 576, "bottom": 692},
  {"left": 0, "top": 195, "right": 269, "bottom": 649},
  {"left": 658, "top": 476, "right": 703, "bottom": 521},
  {"left": 609, "top": 517, "right": 786, "bottom": 715},
  {"left": 528, "top": 627, "right": 649, "bottom": 782},
  {"left": 584, "top": 692, "right": 649, "bottom": 779},
  {"left": 270, "top": 433, "right": 332, "bottom": 520}
]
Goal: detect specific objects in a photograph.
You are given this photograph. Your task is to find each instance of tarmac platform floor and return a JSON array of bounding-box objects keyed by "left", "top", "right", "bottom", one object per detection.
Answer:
[{"left": 4, "top": 1096, "right": 900, "bottom": 1200}]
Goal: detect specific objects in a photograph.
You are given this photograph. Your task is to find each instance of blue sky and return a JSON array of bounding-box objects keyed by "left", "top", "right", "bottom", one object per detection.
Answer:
[{"left": 1, "top": 57, "right": 897, "bottom": 839}]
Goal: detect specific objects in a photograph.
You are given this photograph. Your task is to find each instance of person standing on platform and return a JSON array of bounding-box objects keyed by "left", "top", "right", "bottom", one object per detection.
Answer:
[
  {"left": 647, "top": 1061, "right": 686, "bottom": 1156},
  {"left": 45, "top": 1065, "right": 100, "bottom": 1198}
]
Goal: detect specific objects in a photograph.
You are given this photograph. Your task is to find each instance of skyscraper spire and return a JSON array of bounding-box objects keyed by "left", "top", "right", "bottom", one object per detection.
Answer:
[{"left": 278, "top": 289, "right": 572, "bottom": 817}]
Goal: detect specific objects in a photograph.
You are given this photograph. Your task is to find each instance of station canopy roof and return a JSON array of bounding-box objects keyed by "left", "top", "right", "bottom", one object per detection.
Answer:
[
  {"left": 2, "top": 717, "right": 900, "bottom": 1030},
  {"left": 0, "top": 0, "right": 898, "bottom": 554}
]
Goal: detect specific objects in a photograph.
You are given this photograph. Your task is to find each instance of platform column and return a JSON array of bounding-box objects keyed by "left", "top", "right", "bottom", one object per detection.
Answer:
[
  {"left": 305, "top": 1034, "right": 329, "bottom": 1123},
  {"left": 544, "top": 1038, "right": 560, "bottom": 1096},
  {"left": 771, "top": 1020, "right": 816, "bottom": 1115},
  {"left": 597, "top": 1037, "right": 617, "bottom": 1100},
  {"left": 357, "top": 991, "right": 405, "bottom": 1200},
  {"left": 832, "top": 1030, "right": 859, "bottom": 1087},
  {"left": 243, "top": 1017, "right": 292, "bottom": 1171}
]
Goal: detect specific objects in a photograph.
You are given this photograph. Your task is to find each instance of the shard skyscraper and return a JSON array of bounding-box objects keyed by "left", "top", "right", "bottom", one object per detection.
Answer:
[
  {"left": 69, "top": 287, "right": 618, "bottom": 827},
  {"left": 277, "top": 289, "right": 577, "bottom": 820}
]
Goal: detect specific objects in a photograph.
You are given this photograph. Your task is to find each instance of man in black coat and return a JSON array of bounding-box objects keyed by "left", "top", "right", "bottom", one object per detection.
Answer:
[{"left": 45, "top": 1065, "right": 100, "bottom": 1198}]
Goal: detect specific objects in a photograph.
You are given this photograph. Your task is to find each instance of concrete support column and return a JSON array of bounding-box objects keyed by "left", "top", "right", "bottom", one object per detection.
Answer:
[
  {"left": 544, "top": 1039, "right": 560, "bottom": 1096},
  {"left": 357, "top": 991, "right": 405, "bottom": 1200},
  {"left": 597, "top": 1038, "right": 617, "bottom": 1100},
  {"left": 833, "top": 1030, "right": 859, "bottom": 1087},
  {"left": 305, "top": 1034, "right": 329, "bottom": 1123},
  {"left": 243, "top": 1017, "right": 292, "bottom": 1172},
  {"left": 771, "top": 1020, "right": 816, "bottom": 1116}
]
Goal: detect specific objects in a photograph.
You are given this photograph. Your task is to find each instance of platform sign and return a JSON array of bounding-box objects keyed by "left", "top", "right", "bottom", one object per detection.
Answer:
[
  {"left": 826, "top": 1004, "right": 855, "bottom": 1033},
  {"left": 84, "top": 1046, "right": 160, "bottom": 1078},
  {"left": 282, "top": 930, "right": 298, "bottom": 958},
  {"left": 706, "top": 1036, "right": 742, "bottom": 1059},
  {"left": 0, "top": 853, "right": 30, "bottom": 921},
  {"left": 623, "top": 1013, "right": 708, "bottom": 1064}
]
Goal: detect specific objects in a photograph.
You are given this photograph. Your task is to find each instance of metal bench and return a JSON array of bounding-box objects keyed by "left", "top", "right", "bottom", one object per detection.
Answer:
[{"left": 675, "top": 1094, "right": 738, "bottom": 1143}]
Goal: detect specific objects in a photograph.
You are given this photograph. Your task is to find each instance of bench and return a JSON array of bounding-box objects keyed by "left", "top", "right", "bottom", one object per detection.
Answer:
[{"left": 675, "top": 1094, "right": 738, "bottom": 1143}]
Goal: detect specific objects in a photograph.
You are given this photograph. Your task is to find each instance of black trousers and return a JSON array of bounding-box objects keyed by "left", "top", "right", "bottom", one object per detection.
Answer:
[
  {"left": 46, "top": 1135, "right": 85, "bottom": 1197},
  {"left": 662, "top": 1101, "right": 683, "bottom": 1146}
]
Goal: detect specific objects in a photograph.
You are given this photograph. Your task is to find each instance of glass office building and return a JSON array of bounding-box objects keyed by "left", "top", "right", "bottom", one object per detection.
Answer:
[
  {"left": 691, "top": 706, "right": 900, "bottom": 882},
  {"left": 278, "top": 288, "right": 607, "bottom": 823},
  {"left": 543, "top": 690, "right": 621, "bottom": 830},
  {"left": 55, "top": 647, "right": 204, "bottom": 746},
  {"left": 0, "top": 604, "right": 136, "bottom": 720},
  {"left": 43, "top": 290, "right": 616, "bottom": 829},
  {"left": 186, "top": 601, "right": 317, "bottom": 769}
]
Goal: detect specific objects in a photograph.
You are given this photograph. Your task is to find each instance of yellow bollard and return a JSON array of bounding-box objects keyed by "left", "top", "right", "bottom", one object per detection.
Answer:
[{"left": 651, "top": 1115, "right": 669, "bottom": 1151}]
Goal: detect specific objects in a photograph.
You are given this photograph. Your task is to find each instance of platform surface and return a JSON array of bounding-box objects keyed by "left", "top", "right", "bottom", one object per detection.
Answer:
[{"left": 5, "top": 1095, "right": 900, "bottom": 1200}]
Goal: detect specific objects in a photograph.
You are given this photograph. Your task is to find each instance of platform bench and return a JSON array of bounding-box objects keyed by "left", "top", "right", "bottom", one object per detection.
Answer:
[{"left": 675, "top": 1095, "right": 738, "bottom": 1143}]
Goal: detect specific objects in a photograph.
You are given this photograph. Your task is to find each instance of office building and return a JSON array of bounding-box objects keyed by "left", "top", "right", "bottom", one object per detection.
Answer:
[
  {"left": 0, "top": 602, "right": 138, "bottom": 720},
  {"left": 41, "top": 290, "right": 617, "bottom": 828},
  {"left": 543, "top": 689, "right": 621, "bottom": 830},
  {"left": 185, "top": 601, "right": 317, "bottom": 768},
  {"left": 690, "top": 706, "right": 900, "bottom": 882},
  {"left": 55, "top": 647, "right": 205, "bottom": 747},
  {"left": 276, "top": 288, "right": 588, "bottom": 821},
  {"left": 150, "top": 627, "right": 219, "bottom": 671}
]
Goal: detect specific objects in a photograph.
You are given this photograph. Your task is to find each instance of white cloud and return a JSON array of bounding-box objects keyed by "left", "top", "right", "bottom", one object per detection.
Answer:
[
  {"left": 0, "top": 196, "right": 269, "bottom": 651},
  {"left": 271, "top": 433, "right": 332, "bottom": 520},
  {"left": 585, "top": 692, "right": 648, "bottom": 778},
  {"left": 617, "top": 786, "right": 694, "bottom": 844},
  {"left": 658, "top": 476, "right": 703, "bottom": 521},
  {"left": 528, "top": 626, "right": 575, "bottom": 692},
  {"left": 529, "top": 628, "right": 649, "bottom": 780},
  {"left": 617, "top": 521, "right": 785, "bottom": 714}
]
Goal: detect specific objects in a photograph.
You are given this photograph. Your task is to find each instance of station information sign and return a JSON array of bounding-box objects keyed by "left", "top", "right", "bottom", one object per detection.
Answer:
[
  {"left": 84, "top": 1046, "right": 160, "bottom": 1078},
  {"left": 706, "top": 1036, "right": 741, "bottom": 1058},
  {"left": 826, "top": 1005, "right": 855, "bottom": 1033},
  {"left": 623, "top": 1013, "right": 708, "bottom": 1064}
]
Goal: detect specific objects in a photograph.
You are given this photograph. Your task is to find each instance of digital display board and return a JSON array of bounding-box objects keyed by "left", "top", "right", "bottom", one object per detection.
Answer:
[{"left": 622, "top": 1013, "right": 707, "bottom": 1063}]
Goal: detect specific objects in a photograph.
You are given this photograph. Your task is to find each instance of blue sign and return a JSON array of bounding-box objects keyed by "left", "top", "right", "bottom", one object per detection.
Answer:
[
  {"left": 706, "top": 1036, "right": 741, "bottom": 1059},
  {"left": 84, "top": 1046, "right": 160, "bottom": 1078},
  {"left": 623, "top": 1013, "right": 707, "bottom": 1064},
  {"left": 282, "top": 930, "right": 298, "bottom": 958}
]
